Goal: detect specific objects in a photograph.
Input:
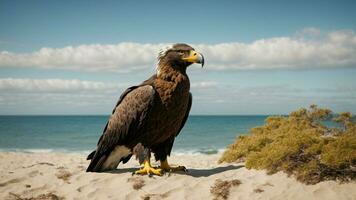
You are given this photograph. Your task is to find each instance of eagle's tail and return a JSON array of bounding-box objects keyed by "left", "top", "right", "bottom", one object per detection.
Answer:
[
  {"left": 87, "top": 150, "right": 96, "bottom": 160},
  {"left": 86, "top": 148, "right": 133, "bottom": 172},
  {"left": 86, "top": 154, "right": 107, "bottom": 172}
]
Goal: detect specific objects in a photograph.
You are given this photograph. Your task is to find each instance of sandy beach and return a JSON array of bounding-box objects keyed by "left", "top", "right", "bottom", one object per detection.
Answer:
[{"left": 0, "top": 152, "right": 355, "bottom": 200}]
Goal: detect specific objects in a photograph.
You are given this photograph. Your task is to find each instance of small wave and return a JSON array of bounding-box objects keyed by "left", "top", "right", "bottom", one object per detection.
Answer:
[
  {"left": 0, "top": 148, "right": 90, "bottom": 154},
  {"left": 198, "top": 149, "right": 218, "bottom": 155},
  {"left": 23, "top": 149, "right": 55, "bottom": 153},
  {"left": 172, "top": 148, "right": 225, "bottom": 156},
  {"left": 0, "top": 148, "right": 225, "bottom": 156},
  {"left": 0, "top": 148, "right": 54, "bottom": 153}
]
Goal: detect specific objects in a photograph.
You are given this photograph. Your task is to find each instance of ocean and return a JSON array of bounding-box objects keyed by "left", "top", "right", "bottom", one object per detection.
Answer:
[{"left": 0, "top": 115, "right": 268, "bottom": 155}]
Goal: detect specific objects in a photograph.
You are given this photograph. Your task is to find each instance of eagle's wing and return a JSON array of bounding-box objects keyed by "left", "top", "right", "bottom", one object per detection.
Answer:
[
  {"left": 86, "top": 85, "right": 156, "bottom": 172},
  {"left": 176, "top": 93, "right": 192, "bottom": 137}
]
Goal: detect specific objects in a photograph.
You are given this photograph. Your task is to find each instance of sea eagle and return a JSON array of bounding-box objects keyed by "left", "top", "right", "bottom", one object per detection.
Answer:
[{"left": 86, "top": 43, "right": 204, "bottom": 175}]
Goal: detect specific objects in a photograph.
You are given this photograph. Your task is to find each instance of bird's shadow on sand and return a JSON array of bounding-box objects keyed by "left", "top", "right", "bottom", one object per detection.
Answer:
[
  {"left": 185, "top": 165, "right": 244, "bottom": 177},
  {"left": 106, "top": 165, "right": 244, "bottom": 178}
]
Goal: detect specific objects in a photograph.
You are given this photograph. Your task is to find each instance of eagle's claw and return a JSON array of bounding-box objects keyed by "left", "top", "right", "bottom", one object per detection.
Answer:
[
  {"left": 160, "top": 159, "right": 187, "bottom": 173},
  {"left": 134, "top": 160, "right": 163, "bottom": 176},
  {"left": 134, "top": 167, "right": 163, "bottom": 176}
]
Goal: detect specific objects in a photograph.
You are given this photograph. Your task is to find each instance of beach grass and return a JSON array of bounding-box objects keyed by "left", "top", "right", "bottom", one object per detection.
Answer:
[{"left": 219, "top": 105, "right": 356, "bottom": 184}]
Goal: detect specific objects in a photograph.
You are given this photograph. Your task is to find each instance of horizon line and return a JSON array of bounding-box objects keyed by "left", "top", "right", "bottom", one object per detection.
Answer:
[{"left": 0, "top": 114, "right": 284, "bottom": 117}]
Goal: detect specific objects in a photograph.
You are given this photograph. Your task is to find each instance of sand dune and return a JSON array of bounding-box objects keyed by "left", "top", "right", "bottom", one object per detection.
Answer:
[{"left": 0, "top": 152, "right": 355, "bottom": 200}]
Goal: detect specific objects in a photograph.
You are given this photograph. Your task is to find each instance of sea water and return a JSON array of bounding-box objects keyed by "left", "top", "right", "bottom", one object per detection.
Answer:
[{"left": 0, "top": 115, "right": 268, "bottom": 155}]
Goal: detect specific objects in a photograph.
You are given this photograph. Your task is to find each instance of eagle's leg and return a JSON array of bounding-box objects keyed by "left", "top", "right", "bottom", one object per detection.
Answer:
[
  {"left": 134, "top": 159, "right": 163, "bottom": 176},
  {"left": 133, "top": 145, "right": 163, "bottom": 176},
  {"left": 160, "top": 159, "right": 187, "bottom": 172},
  {"left": 152, "top": 140, "right": 187, "bottom": 173}
]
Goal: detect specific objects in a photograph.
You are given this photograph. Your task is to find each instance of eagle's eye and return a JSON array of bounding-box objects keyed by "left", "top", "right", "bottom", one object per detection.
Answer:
[{"left": 176, "top": 50, "right": 185, "bottom": 56}]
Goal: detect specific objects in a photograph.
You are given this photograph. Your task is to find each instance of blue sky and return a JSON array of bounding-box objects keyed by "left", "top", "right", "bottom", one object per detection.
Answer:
[{"left": 0, "top": 0, "right": 356, "bottom": 115}]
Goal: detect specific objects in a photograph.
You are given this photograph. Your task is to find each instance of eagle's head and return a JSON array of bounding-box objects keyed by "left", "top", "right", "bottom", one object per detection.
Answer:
[{"left": 158, "top": 43, "right": 204, "bottom": 73}]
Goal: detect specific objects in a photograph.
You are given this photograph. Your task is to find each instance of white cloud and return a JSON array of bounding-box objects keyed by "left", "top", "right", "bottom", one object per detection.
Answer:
[
  {"left": 196, "top": 29, "right": 356, "bottom": 70},
  {"left": 0, "top": 78, "right": 217, "bottom": 93},
  {"left": 1, "top": 29, "right": 356, "bottom": 71},
  {"left": 191, "top": 81, "right": 218, "bottom": 88},
  {"left": 0, "top": 78, "right": 119, "bottom": 93},
  {"left": 0, "top": 43, "right": 165, "bottom": 72},
  {"left": 1, "top": 78, "right": 355, "bottom": 115},
  {"left": 0, "top": 78, "right": 223, "bottom": 114},
  {"left": 189, "top": 83, "right": 356, "bottom": 115},
  {"left": 0, "top": 78, "right": 126, "bottom": 114}
]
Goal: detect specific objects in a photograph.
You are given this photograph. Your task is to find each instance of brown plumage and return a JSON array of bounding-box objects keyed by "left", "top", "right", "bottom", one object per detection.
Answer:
[{"left": 86, "top": 43, "right": 204, "bottom": 172}]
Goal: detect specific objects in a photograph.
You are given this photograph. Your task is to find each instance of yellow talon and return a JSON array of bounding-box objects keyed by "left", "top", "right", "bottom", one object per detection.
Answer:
[
  {"left": 135, "top": 160, "right": 163, "bottom": 176},
  {"left": 160, "top": 159, "right": 187, "bottom": 172}
]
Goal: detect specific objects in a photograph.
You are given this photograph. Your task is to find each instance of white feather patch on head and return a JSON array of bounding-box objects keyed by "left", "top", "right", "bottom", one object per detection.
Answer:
[
  {"left": 157, "top": 44, "right": 174, "bottom": 60},
  {"left": 156, "top": 44, "right": 174, "bottom": 75}
]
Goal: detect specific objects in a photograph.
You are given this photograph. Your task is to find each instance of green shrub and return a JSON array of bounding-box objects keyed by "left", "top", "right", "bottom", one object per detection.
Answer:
[{"left": 219, "top": 105, "right": 356, "bottom": 184}]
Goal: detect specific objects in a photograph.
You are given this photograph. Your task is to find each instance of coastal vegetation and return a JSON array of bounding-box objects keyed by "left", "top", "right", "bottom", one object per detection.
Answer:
[
  {"left": 210, "top": 179, "right": 242, "bottom": 200},
  {"left": 219, "top": 105, "right": 356, "bottom": 184}
]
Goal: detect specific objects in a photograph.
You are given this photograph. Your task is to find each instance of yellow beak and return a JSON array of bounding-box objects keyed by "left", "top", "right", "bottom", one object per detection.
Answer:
[{"left": 182, "top": 50, "right": 205, "bottom": 67}]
